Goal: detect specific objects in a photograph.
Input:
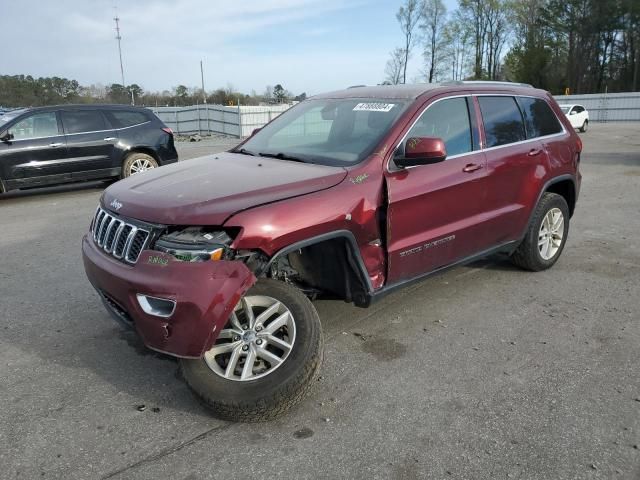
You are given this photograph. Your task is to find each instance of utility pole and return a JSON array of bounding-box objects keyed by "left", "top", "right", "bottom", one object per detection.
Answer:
[
  {"left": 200, "top": 60, "right": 206, "bottom": 104},
  {"left": 114, "top": 14, "right": 125, "bottom": 87}
]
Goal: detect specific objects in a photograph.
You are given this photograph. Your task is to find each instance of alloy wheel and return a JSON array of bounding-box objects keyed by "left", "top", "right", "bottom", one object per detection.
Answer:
[
  {"left": 538, "top": 207, "right": 564, "bottom": 260},
  {"left": 204, "top": 295, "right": 296, "bottom": 381},
  {"left": 128, "top": 158, "right": 156, "bottom": 175}
]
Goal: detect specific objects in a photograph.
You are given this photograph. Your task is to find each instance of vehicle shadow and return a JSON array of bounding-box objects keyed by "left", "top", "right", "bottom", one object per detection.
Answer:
[{"left": 0, "top": 180, "right": 109, "bottom": 201}]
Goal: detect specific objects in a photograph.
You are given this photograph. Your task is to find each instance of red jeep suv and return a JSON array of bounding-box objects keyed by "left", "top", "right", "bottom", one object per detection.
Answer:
[{"left": 82, "top": 82, "right": 581, "bottom": 421}]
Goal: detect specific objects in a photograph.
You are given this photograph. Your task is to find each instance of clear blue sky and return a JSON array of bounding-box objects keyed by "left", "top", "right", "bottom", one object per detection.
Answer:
[{"left": 2, "top": 0, "right": 459, "bottom": 95}]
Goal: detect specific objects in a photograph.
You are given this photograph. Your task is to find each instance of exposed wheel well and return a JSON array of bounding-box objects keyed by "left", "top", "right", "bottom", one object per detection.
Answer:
[
  {"left": 546, "top": 179, "right": 576, "bottom": 216},
  {"left": 267, "top": 235, "right": 371, "bottom": 306}
]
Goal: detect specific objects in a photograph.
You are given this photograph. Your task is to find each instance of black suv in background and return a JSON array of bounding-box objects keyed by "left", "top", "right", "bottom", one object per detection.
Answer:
[{"left": 0, "top": 105, "right": 178, "bottom": 193}]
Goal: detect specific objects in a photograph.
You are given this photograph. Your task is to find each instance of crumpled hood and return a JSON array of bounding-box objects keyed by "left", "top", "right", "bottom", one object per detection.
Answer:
[{"left": 102, "top": 152, "right": 348, "bottom": 225}]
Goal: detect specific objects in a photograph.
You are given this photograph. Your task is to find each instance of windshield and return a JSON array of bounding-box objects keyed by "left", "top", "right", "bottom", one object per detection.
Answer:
[
  {"left": 236, "top": 98, "right": 408, "bottom": 166},
  {"left": 560, "top": 106, "right": 571, "bottom": 114}
]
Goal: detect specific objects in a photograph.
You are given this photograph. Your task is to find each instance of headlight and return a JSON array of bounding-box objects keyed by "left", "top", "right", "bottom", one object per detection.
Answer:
[{"left": 154, "top": 227, "right": 233, "bottom": 262}]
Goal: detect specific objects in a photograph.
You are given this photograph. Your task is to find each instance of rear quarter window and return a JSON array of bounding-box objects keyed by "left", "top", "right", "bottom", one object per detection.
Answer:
[
  {"left": 517, "top": 97, "right": 563, "bottom": 138},
  {"left": 478, "top": 96, "right": 526, "bottom": 148},
  {"left": 109, "top": 110, "right": 150, "bottom": 128}
]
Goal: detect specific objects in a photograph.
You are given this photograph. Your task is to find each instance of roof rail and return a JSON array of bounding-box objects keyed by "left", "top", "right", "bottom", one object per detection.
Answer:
[
  {"left": 347, "top": 84, "right": 367, "bottom": 89},
  {"left": 441, "top": 80, "right": 534, "bottom": 88}
]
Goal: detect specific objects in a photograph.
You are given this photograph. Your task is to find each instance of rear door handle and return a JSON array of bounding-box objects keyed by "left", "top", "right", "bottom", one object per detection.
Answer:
[
  {"left": 462, "top": 163, "right": 483, "bottom": 173},
  {"left": 49, "top": 142, "right": 64, "bottom": 147},
  {"left": 528, "top": 148, "right": 542, "bottom": 156},
  {"left": 103, "top": 137, "right": 117, "bottom": 142}
]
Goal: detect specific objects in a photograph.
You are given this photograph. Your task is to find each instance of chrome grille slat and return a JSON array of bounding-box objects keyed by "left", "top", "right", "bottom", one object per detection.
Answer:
[
  {"left": 94, "top": 211, "right": 106, "bottom": 241},
  {"left": 113, "top": 225, "right": 133, "bottom": 258},
  {"left": 105, "top": 221, "right": 124, "bottom": 252},
  {"left": 98, "top": 214, "right": 112, "bottom": 246},
  {"left": 91, "top": 207, "right": 150, "bottom": 264},
  {"left": 101, "top": 217, "right": 117, "bottom": 248}
]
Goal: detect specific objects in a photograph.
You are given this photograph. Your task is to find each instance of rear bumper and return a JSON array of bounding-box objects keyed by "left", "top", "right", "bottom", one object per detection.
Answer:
[{"left": 82, "top": 235, "right": 256, "bottom": 358}]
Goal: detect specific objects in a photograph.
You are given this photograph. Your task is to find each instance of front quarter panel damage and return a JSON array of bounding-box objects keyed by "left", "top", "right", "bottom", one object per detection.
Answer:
[{"left": 82, "top": 239, "right": 256, "bottom": 358}]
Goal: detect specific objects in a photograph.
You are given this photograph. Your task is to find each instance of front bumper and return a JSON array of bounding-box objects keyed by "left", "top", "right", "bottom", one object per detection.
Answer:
[{"left": 82, "top": 235, "right": 256, "bottom": 358}]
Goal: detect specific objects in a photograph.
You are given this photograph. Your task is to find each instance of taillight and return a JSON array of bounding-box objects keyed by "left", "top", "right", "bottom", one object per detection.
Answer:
[
  {"left": 576, "top": 136, "right": 582, "bottom": 153},
  {"left": 162, "top": 127, "right": 173, "bottom": 135}
]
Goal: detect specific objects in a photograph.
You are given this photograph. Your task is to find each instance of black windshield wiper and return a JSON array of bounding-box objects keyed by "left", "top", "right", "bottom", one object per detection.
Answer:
[
  {"left": 258, "top": 152, "right": 307, "bottom": 163},
  {"left": 235, "top": 148, "right": 257, "bottom": 156}
]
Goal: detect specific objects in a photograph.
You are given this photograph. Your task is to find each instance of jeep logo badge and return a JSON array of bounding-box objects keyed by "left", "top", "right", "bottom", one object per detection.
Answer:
[{"left": 110, "top": 199, "right": 123, "bottom": 211}]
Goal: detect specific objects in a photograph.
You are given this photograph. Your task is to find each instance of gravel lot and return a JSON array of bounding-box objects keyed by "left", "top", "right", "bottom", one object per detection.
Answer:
[{"left": 1, "top": 124, "right": 639, "bottom": 479}]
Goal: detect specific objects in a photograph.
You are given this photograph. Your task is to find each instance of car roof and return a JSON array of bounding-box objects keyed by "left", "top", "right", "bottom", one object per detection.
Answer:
[
  {"left": 312, "top": 81, "right": 548, "bottom": 101},
  {"left": 15, "top": 104, "right": 150, "bottom": 114}
]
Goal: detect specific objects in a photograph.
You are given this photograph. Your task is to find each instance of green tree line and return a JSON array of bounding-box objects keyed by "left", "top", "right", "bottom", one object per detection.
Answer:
[
  {"left": 388, "top": 0, "right": 640, "bottom": 94},
  {"left": 0, "top": 75, "right": 305, "bottom": 108}
]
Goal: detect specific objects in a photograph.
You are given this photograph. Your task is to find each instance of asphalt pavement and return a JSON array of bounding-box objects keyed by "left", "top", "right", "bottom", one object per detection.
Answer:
[{"left": 1, "top": 124, "right": 639, "bottom": 479}]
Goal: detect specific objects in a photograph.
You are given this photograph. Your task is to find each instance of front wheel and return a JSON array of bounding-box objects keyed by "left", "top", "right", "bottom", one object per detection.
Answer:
[
  {"left": 121, "top": 152, "right": 159, "bottom": 178},
  {"left": 511, "top": 192, "right": 570, "bottom": 271},
  {"left": 180, "top": 279, "right": 323, "bottom": 422}
]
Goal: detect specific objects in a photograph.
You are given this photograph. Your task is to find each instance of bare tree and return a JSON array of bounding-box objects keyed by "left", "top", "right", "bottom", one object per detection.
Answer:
[
  {"left": 443, "top": 12, "right": 473, "bottom": 80},
  {"left": 385, "top": 47, "right": 407, "bottom": 85},
  {"left": 421, "top": 0, "right": 448, "bottom": 83},
  {"left": 459, "top": 0, "right": 489, "bottom": 78},
  {"left": 396, "top": 0, "right": 422, "bottom": 83}
]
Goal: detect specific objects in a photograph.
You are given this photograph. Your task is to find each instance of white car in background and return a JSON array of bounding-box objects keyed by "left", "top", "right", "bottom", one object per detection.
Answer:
[{"left": 559, "top": 104, "right": 589, "bottom": 132}]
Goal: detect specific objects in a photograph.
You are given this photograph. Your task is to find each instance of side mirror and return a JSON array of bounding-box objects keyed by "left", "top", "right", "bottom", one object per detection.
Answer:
[
  {"left": 395, "top": 137, "right": 447, "bottom": 168},
  {"left": 0, "top": 132, "right": 13, "bottom": 143},
  {"left": 570, "top": 111, "right": 576, "bottom": 115}
]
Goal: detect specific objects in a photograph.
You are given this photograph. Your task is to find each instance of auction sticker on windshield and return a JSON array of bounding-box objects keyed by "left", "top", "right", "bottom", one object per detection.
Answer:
[{"left": 353, "top": 103, "right": 396, "bottom": 112}]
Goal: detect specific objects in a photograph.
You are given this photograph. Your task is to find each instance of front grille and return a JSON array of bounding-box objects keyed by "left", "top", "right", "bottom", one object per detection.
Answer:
[{"left": 92, "top": 207, "right": 150, "bottom": 264}]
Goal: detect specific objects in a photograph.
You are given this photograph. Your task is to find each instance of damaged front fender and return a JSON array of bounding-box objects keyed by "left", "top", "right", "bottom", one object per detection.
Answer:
[{"left": 82, "top": 238, "right": 257, "bottom": 358}]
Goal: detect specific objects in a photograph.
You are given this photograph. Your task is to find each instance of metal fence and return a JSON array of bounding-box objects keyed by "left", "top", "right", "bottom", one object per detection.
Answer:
[
  {"left": 553, "top": 92, "right": 640, "bottom": 122},
  {"left": 150, "top": 92, "right": 639, "bottom": 139},
  {"left": 150, "top": 104, "right": 291, "bottom": 138}
]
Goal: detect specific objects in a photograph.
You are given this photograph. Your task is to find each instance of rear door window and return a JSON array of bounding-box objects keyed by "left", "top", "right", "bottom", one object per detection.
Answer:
[
  {"left": 61, "top": 110, "right": 107, "bottom": 134},
  {"left": 517, "top": 97, "right": 563, "bottom": 138},
  {"left": 478, "top": 96, "right": 526, "bottom": 148},
  {"left": 109, "top": 110, "right": 149, "bottom": 128}
]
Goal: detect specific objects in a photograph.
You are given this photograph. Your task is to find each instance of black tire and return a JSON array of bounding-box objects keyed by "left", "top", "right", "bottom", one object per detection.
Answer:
[
  {"left": 121, "top": 152, "right": 159, "bottom": 178},
  {"left": 180, "top": 279, "right": 323, "bottom": 422},
  {"left": 511, "top": 192, "right": 570, "bottom": 271},
  {"left": 579, "top": 120, "right": 588, "bottom": 133}
]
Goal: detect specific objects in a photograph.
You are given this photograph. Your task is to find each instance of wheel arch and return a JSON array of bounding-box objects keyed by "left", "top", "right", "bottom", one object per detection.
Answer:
[
  {"left": 265, "top": 230, "right": 373, "bottom": 306},
  {"left": 544, "top": 176, "right": 576, "bottom": 217},
  {"left": 124, "top": 147, "right": 161, "bottom": 164},
  {"left": 521, "top": 174, "right": 576, "bottom": 240}
]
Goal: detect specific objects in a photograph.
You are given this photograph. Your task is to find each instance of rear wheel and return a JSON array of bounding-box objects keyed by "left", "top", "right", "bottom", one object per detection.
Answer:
[
  {"left": 180, "top": 279, "right": 323, "bottom": 422},
  {"left": 579, "top": 120, "right": 588, "bottom": 132},
  {"left": 122, "top": 152, "right": 158, "bottom": 178},
  {"left": 511, "top": 192, "right": 570, "bottom": 271}
]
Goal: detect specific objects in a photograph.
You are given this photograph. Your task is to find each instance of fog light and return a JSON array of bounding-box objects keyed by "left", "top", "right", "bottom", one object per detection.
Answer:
[{"left": 136, "top": 294, "right": 176, "bottom": 318}]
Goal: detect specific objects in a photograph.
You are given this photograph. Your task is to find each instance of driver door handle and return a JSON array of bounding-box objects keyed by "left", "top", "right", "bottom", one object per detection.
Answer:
[
  {"left": 528, "top": 148, "right": 542, "bottom": 156},
  {"left": 462, "top": 163, "right": 483, "bottom": 173},
  {"left": 103, "top": 137, "right": 117, "bottom": 142},
  {"left": 49, "top": 142, "right": 64, "bottom": 147}
]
